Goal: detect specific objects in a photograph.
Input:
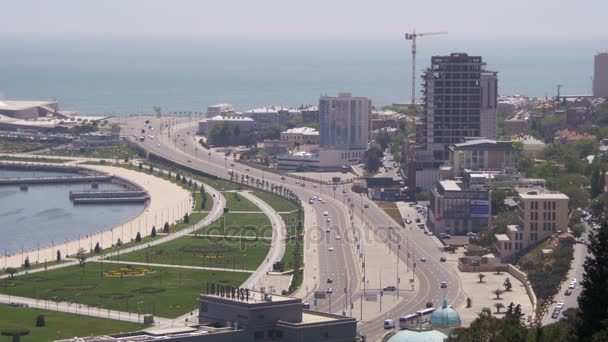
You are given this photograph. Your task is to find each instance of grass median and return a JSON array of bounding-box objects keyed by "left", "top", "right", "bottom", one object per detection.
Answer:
[
  {"left": 0, "top": 304, "right": 147, "bottom": 341},
  {"left": 0, "top": 263, "right": 249, "bottom": 318},
  {"left": 108, "top": 236, "right": 270, "bottom": 271},
  {"left": 195, "top": 213, "right": 272, "bottom": 237}
]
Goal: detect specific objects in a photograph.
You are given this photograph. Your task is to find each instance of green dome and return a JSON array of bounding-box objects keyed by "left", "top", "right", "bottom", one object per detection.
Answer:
[
  {"left": 387, "top": 329, "right": 448, "bottom": 342},
  {"left": 430, "top": 296, "right": 461, "bottom": 327}
]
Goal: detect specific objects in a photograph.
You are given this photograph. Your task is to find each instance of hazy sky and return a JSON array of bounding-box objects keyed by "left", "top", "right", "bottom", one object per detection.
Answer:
[{"left": 2, "top": 0, "right": 607, "bottom": 39}]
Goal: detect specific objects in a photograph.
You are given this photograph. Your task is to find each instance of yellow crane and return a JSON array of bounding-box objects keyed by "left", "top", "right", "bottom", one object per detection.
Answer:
[
  {"left": 404, "top": 30, "right": 448, "bottom": 109},
  {"left": 403, "top": 30, "right": 446, "bottom": 197}
]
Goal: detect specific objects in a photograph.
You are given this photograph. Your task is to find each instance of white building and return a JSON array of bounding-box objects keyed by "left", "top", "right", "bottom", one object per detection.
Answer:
[
  {"left": 319, "top": 92, "right": 371, "bottom": 154},
  {"left": 206, "top": 104, "right": 236, "bottom": 118},
  {"left": 280, "top": 127, "right": 320, "bottom": 146},
  {"left": 197, "top": 115, "right": 255, "bottom": 135}
]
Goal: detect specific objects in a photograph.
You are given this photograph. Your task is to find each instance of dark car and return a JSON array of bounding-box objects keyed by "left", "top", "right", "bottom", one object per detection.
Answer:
[
  {"left": 426, "top": 301, "right": 433, "bottom": 308},
  {"left": 551, "top": 309, "right": 560, "bottom": 319},
  {"left": 415, "top": 218, "right": 421, "bottom": 223},
  {"left": 383, "top": 285, "right": 397, "bottom": 292},
  {"left": 440, "top": 256, "right": 447, "bottom": 262},
  {"left": 327, "top": 278, "right": 333, "bottom": 284},
  {"left": 565, "top": 289, "right": 573, "bottom": 296}
]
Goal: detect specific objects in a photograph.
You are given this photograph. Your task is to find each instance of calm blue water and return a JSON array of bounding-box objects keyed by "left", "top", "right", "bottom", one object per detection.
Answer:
[
  {"left": 0, "top": 35, "right": 607, "bottom": 115},
  {"left": 0, "top": 169, "right": 145, "bottom": 254}
]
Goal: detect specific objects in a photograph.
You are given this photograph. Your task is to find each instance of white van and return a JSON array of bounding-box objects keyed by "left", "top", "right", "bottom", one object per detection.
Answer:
[{"left": 384, "top": 319, "right": 395, "bottom": 329}]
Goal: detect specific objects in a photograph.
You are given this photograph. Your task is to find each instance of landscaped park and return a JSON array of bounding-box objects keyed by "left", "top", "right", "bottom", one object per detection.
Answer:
[{"left": 0, "top": 304, "right": 147, "bottom": 341}]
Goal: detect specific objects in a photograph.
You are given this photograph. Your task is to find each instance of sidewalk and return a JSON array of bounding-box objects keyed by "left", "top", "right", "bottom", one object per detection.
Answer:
[
  {"left": 95, "top": 259, "right": 255, "bottom": 273},
  {"left": 0, "top": 293, "right": 171, "bottom": 326}
]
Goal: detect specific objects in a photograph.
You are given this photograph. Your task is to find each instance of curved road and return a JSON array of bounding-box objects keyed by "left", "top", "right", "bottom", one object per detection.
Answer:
[{"left": 123, "top": 116, "right": 465, "bottom": 340}]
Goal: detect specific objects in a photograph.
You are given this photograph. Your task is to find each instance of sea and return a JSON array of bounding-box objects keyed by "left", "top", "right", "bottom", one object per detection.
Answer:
[{"left": 0, "top": 34, "right": 607, "bottom": 115}]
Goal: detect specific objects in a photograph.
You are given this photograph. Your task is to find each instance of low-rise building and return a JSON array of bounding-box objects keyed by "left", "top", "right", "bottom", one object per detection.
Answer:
[
  {"left": 448, "top": 139, "right": 516, "bottom": 178},
  {"left": 73, "top": 132, "right": 120, "bottom": 149},
  {"left": 495, "top": 188, "right": 569, "bottom": 259},
  {"left": 198, "top": 116, "right": 255, "bottom": 136},
  {"left": 206, "top": 103, "right": 236, "bottom": 118},
  {"left": 301, "top": 106, "right": 319, "bottom": 123},
  {"left": 428, "top": 180, "right": 491, "bottom": 236},
  {"left": 511, "top": 135, "right": 546, "bottom": 157},
  {"left": 277, "top": 149, "right": 362, "bottom": 171},
  {"left": 262, "top": 139, "right": 291, "bottom": 155},
  {"left": 553, "top": 129, "right": 596, "bottom": 144},
  {"left": 280, "top": 127, "right": 320, "bottom": 146},
  {"left": 60, "top": 288, "right": 357, "bottom": 342}
]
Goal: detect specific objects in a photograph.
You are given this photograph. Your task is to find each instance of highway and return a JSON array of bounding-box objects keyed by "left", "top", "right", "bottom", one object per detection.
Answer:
[{"left": 121, "top": 116, "right": 465, "bottom": 340}]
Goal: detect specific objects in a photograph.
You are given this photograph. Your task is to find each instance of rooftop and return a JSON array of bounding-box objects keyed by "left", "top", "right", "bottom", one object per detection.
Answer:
[
  {"left": 516, "top": 187, "right": 569, "bottom": 200},
  {"left": 202, "top": 115, "right": 254, "bottom": 122},
  {"left": 439, "top": 180, "right": 462, "bottom": 191},
  {"left": 282, "top": 127, "right": 319, "bottom": 135},
  {"left": 495, "top": 234, "right": 510, "bottom": 242},
  {"left": 0, "top": 100, "right": 57, "bottom": 111}
]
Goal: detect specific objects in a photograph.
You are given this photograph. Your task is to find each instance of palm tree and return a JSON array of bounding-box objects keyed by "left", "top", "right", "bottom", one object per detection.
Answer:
[
  {"left": 494, "top": 302, "right": 505, "bottom": 314},
  {"left": 1, "top": 329, "right": 30, "bottom": 342},
  {"left": 478, "top": 273, "right": 486, "bottom": 283}
]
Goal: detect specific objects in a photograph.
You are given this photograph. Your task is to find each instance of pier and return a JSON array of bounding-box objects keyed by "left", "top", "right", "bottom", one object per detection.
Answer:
[
  {"left": 0, "top": 174, "right": 112, "bottom": 185},
  {"left": 70, "top": 190, "right": 149, "bottom": 204}
]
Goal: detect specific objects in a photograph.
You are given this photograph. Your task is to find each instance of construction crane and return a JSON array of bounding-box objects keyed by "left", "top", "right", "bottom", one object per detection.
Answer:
[
  {"left": 404, "top": 30, "right": 448, "bottom": 109},
  {"left": 403, "top": 30, "right": 446, "bottom": 198}
]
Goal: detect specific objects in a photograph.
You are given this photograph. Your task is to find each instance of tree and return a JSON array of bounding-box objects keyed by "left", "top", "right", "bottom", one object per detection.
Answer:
[
  {"left": 23, "top": 257, "right": 30, "bottom": 269},
  {"left": 76, "top": 248, "right": 87, "bottom": 267},
  {"left": 448, "top": 307, "right": 528, "bottom": 342},
  {"left": 493, "top": 288, "right": 505, "bottom": 299},
  {"left": 491, "top": 189, "right": 507, "bottom": 214},
  {"left": 184, "top": 213, "right": 190, "bottom": 224},
  {"left": 4, "top": 267, "right": 17, "bottom": 278},
  {"left": 362, "top": 144, "right": 384, "bottom": 174},
  {"left": 151, "top": 226, "right": 157, "bottom": 237},
  {"left": 94, "top": 242, "right": 101, "bottom": 254},
  {"left": 163, "top": 222, "right": 170, "bottom": 233},
  {"left": 478, "top": 273, "right": 486, "bottom": 283},
  {"left": 503, "top": 278, "right": 512, "bottom": 291},
  {"left": 572, "top": 223, "right": 586, "bottom": 238},
  {"left": 375, "top": 130, "right": 391, "bottom": 150},
  {"left": 35, "top": 315, "right": 45, "bottom": 327},
  {"left": 135, "top": 232, "right": 142, "bottom": 242},
  {"left": 1, "top": 329, "right": 30, "bottom": 342},
  {"left": 56, "top": 250, "right": 61, "bottom": 262},
  {"left": 494, "top": 302, "right": 505, "bottom": 314},
  {"left": 576, "top": 216, "right": 608, "bottom": 340}
]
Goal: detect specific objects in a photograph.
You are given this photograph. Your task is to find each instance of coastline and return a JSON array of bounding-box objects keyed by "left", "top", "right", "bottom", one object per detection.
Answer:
[{"left": 0, "top": 162, "right": 192, "bottom": 269}]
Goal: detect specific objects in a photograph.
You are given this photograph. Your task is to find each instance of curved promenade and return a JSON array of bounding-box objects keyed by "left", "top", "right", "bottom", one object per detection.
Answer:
[{"left": 1, "top": 163, "right": 193, "bottom": 269}]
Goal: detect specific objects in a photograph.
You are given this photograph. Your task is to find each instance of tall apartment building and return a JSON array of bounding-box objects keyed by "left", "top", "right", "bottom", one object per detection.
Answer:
[
  {"left": 495, "top": 188, "right": 569, "bottom": 259},
  {"left": 593, "top": 52, "right": 608, "bottom": 98},
  {"left": 412, "top": 53, "right": 498, "bottom": 190},
  {"left": 319, "top": 93, "right": 371, "bottom": 152}
]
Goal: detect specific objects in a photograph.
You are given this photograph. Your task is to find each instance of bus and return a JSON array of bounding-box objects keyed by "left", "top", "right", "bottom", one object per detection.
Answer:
[
  {"left": 415, "top": 308, "right": 435, "bottom": 320},
  {"left": 399, "top": 314, "right": 418, "bottom": 329}
]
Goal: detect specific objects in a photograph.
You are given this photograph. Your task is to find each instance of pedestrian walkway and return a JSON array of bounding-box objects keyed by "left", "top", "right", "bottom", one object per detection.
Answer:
[
  {"left": 0, "top": 293, "right": 171, "bottom": 325},
  {"left": 94, "top": 260, "right": 254, "bottom": 273}
]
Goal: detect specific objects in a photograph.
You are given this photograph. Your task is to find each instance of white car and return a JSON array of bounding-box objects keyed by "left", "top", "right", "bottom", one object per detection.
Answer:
[
  {"left": 556, "top": 300, "right": 565, "bottom": 309},
  {"left": 384, "top": 319, "right": 395, "bottom": 329},
  {"left": 325, "top": 227, "right": 331, "bottom": 232},
  {"left": 335, "top": 236, "right": 341, "bottom": 240},
  {"left": 328, "top": 247, "right": 334, "bottom": 251},
  {"left": 571, "top": 278, "right": 577, "bottom": 284},
  {"left": 326, "top": 217, "right": 331, "bottom": 222},
  {"left": 157, "top": 144, "right": 161, "bottom": 147},
  {"left": 323, "top": 211, "right": 328, "bottom": 216},
  {"left": 568, "top": 282, "right": 576, "bottom": 289}
]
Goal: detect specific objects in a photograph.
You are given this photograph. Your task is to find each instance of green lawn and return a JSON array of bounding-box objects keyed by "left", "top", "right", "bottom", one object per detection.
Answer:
[
  {"left": 253, "top": 190, "right": 298, "bottom": 212},
  {"left": 0, "top": 155, "right": 68, "bottom": 164},
  {"left": 108, "top": 236, "right": 270, "bottom": 271},
  {"left": 224, "top": 192, "right": 261, "bottom": 212},
  {"left": 0, "top": 304, "right": 147, "bottom": 341},
  {"left": 0, "top": 141, "right": 61, "bottom": 153},
  {"left": 194, "top": 192, "right": 214, "bottom": 210},
  {"left": 43, "top": 141, "right": 139, "bottom": 159},
  {"left": 0, "top": 263, "right": 248, "bottom": 318},
  {"left": 195, "top": 213, "right": 272, "bottom": 237},
  {"left": 169, "top": 212, "right": 207, "bottom": 232},
  {"left": 281, "top": 212, "right": 303, "bottom": 236}
]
